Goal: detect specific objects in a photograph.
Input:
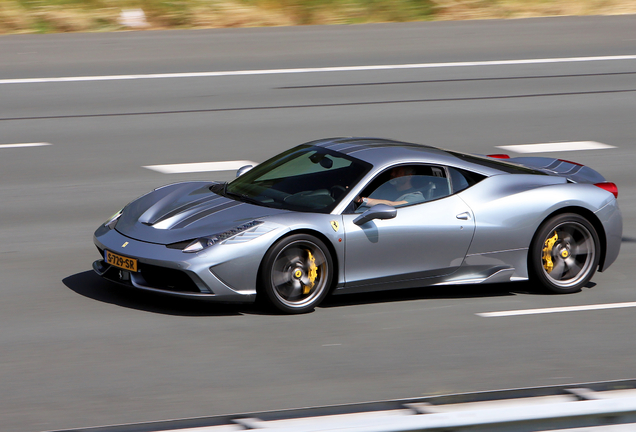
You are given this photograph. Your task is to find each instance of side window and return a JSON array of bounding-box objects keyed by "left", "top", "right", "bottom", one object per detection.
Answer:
[
  {"left": 448, "top": 167, "right": 486, "bottom": 193},
  {"left": 353, "top": 165, "right": 451, "bottom": 213}
]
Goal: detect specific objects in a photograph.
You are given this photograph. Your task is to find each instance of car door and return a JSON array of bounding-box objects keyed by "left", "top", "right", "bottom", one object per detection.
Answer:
[{"left": 341, "top": 166, "right": 476, "bottom": 291}]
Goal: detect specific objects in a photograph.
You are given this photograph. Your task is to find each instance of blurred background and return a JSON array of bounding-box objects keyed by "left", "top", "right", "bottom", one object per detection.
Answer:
[{"left": 2, "top": 0, "right": 636, "bottom": 33}]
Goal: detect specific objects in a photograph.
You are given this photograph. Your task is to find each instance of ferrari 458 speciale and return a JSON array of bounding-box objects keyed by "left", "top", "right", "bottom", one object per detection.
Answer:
[{"left": 93, "top": 138, "right": 622, "bottom": 313}]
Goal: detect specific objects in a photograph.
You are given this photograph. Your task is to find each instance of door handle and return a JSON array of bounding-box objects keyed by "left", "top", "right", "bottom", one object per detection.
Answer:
[{"left": 456, "top": 212, "right": 471, "bottom": 220}]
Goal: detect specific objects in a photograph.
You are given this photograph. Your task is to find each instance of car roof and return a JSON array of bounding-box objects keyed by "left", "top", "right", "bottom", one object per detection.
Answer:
[{"left": 309, "top": 137, "right": 501, "bottom": 175}]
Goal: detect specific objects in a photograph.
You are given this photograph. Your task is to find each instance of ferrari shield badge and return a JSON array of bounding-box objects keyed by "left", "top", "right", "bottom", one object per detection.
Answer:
[{"left": 330, "top": 220, "right": 340, "bottom": 232}]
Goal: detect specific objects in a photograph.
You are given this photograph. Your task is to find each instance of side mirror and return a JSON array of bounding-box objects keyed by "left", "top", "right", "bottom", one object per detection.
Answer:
[
  {"left": 353, "top": 204, "right": 397, "bottom": 226},
  {"left": 236, "top": 165, "right": 253, "bottom": 177}
]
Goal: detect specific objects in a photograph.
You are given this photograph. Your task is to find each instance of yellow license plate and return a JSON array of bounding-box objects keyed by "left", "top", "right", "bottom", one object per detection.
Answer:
[{"left": 105, "top": 250, "right": 138, "bottom": 272}]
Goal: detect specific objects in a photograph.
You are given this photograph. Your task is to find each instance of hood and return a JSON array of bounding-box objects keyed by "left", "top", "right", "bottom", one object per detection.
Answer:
[{"left": 115, "top": 181, "right": 290, "bottom": 244}]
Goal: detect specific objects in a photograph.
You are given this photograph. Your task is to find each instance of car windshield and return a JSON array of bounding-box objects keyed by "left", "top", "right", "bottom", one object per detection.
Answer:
[{"left": 224, "top": 145, "right": 371, "bottom": 213}]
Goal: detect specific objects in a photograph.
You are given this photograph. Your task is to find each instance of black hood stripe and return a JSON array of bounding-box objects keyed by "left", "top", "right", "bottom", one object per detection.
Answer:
[
  {"left": 173, "top": 200, "right": 244, "bottom": 229},
  {"left": 150, "top": 194, "right": 224, "bottom": 225}
]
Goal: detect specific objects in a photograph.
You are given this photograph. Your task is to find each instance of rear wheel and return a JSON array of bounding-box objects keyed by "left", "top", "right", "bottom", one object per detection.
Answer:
[
  {"left": 260, "top": 234, "right": 333, "bottom": 314},
  {"left": 529, "top": 213, "right": 600, "bottom": 294}
]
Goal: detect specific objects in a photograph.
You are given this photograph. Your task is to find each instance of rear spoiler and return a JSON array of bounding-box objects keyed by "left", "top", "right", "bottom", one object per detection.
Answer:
[
  {"left": 487, "top": 154, "right": 618, "bottom": 198},
  {"left": 508, "top": 156, "right": 606, "bottom": 184}
]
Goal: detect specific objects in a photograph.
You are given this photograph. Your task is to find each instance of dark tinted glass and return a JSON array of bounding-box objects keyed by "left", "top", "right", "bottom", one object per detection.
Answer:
[
  {"left": 446, "top": 151, "right": 548, "bottom": 175},
  {"left": 351, "top": 165, "right": 452, "bottom": 213},
  {"left": 448, "top": 166, "right": 486, "bottom": 193},
  {"left": 225, "top": 145, "right": 372, "bottom": 213}
]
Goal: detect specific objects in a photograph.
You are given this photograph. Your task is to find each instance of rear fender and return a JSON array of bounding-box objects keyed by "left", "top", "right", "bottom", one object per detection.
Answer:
[{"left": 460, "top": 178, "right": 614, "bottom": 259}]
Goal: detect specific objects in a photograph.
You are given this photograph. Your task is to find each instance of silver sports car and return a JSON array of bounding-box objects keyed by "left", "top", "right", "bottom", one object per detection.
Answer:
[{"left": 93, "top": 138, "right": 622, "bottom": 313}]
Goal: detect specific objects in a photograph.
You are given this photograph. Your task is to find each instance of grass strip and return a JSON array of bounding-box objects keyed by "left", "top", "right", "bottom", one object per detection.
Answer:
[{"left": 1, "top": 0, "right": 635, "bottom": 34}]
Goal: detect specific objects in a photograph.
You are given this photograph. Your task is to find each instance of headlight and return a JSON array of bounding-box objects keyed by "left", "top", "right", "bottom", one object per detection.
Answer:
[
  {"left": 182, "top": 237, "right": 218, "bottom": 253},
  {"left": 173, "top": 221, "right": 269, "bottom": 253},
  {"left": 104, "top": 209, "right": 123, "bottom": 229}
]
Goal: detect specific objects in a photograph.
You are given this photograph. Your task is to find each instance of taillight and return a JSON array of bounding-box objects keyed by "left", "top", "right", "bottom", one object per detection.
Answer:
[
  {"left": 487, "top": 154, "right": 510, "bottom": 159},
  {"left": 594, "top": 182, "right": 618, "bottom": 198}
]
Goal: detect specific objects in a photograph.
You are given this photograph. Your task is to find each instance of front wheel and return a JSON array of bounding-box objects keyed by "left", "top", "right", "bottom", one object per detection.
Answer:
[
  {"left": 529, "top": 213, "right": 600, "bottom": 294},
  {"left": 260, "top": 234, "right": 333, "bottom": 314}
]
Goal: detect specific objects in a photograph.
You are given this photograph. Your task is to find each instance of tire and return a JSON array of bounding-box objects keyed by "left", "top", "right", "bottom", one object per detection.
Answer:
[
  {"left": 529, "top": 213, "right": 600, "bottom": 294},
  {"left": 260, "top": 234, "right": 334, "bottom": 314}
]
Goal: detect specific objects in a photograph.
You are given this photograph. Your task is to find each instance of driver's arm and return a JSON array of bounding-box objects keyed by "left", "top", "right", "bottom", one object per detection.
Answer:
[{"left": 355, "top": 197, "right": 407, "bottom": 207}]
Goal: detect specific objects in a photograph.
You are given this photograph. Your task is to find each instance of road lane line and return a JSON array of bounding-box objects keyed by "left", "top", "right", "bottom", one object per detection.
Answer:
[
  {"left": 477, "top": 302, "right": 636, "bottom": 317},
  {"left": 497, "top": 141, "right": 616, "bottom": 153},
  {"left": 144, "top": 160, "right": 257, "bottom": 174},
  {"left": 0, "top": 142, "right": 51, "bottom": 148},
  {"left": 3, "top": 55, "right": 636, "bottom": 85}
]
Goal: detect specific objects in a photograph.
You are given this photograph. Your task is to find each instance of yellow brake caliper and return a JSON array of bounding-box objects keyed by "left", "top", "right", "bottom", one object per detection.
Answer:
[
  {"left": 303, "top": 250, "right": 318, "bottom": 295},
  {"left": 542, "top": 231, "right": 558, "bottom": 273}
]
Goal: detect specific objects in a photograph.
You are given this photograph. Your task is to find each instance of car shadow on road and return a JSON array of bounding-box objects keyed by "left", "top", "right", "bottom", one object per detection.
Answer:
[
  {"left": 63, "top": 270, "right": 270, "bottom": 317},
  {"left": 64, "top": 271, "right": 596, "bottom": 316},
  {"left": 318, "top": 280, "right": 588, "bottom": 309}
]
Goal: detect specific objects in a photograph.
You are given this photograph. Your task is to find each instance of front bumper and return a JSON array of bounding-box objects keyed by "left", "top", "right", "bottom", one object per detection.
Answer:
[
  {"left": 92, "top": 225, "right": 281, "bottom": 302},
  {"left": 92, "top": 259, "right": 231, "bottom": 300}
]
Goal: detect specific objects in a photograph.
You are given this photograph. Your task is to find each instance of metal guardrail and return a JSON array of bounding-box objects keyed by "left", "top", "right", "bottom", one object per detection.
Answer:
[{"left": 48, "top": 378, "right": 636, "bottom": 432}]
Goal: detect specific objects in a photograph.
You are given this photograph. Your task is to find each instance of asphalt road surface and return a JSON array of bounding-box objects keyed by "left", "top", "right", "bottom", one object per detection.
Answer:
[{"left": 1, "top": 16, "right": 636, "bottom": 432}]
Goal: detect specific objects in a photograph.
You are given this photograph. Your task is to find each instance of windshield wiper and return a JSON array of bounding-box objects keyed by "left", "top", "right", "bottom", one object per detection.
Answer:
[{"left": 225, "top": 190, "right": 262, "bottom": 206}]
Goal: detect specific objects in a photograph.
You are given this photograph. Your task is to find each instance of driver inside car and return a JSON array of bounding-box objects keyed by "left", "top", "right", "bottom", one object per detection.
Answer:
[{"left": 355, "top": 166, "right": 425, "bottom": 208}]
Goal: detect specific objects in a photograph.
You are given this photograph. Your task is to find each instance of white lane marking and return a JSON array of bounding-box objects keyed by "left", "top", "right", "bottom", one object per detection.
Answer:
[
  {"left": 144, "top": 160, "right": 257, "bottom": 174},
  {"left": 0, "top": 142, "right": 51, "bottom": 149},
  {"left": 477, "top": 302, "right": 636, "bottom": 317},
  {"left": 497, "top": 141, "right": 616, "bottom": 153},
  {"left": 2, "top": 55, "right": 636, "bottom": 85}
]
